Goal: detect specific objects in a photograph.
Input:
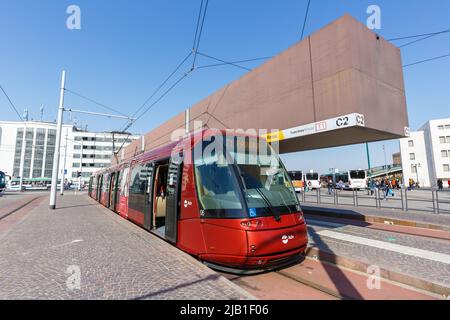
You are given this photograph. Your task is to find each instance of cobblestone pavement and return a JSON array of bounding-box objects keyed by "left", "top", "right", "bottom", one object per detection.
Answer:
[
  {"left": 0, "top": 193, "right": 252, "bottom": 300},
  {"left": 306, "top": 219, "right": 450, "bottom": 292}
]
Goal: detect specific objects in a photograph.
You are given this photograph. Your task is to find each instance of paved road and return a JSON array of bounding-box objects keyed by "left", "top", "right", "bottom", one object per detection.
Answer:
[{"left": 0, "top": 193, "right": 252, "bottom": 300}]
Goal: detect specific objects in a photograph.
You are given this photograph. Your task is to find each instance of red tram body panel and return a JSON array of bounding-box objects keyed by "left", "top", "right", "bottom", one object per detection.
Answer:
[{"left": 88, "top": 130, "right": 308, "bottom": 272}]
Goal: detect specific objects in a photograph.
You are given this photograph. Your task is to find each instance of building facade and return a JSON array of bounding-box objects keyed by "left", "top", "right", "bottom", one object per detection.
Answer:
[
  {"left": 0, "top": 121, "right": 140, "bottom": 185},
  {"left": 399, "top": 118, "right": 450, "bottom": 188},
  {"left": 421, "top": 119, "right": 450, "bottom": 188}
]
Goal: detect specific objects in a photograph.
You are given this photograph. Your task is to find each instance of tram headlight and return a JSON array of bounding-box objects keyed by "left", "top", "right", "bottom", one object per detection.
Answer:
[{"left": 240, "top": 220, "right": 263, "bottom": 229}]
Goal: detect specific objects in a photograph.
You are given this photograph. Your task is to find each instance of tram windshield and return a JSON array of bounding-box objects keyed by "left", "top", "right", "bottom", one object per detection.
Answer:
[{"left": 194, "top": 134, "right": 300, "bottom": 219}]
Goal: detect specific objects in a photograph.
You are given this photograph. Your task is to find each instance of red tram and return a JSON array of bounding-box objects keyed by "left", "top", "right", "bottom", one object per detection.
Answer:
[{"left": 89, "top": 130, "right": 308, "bottom": 273}]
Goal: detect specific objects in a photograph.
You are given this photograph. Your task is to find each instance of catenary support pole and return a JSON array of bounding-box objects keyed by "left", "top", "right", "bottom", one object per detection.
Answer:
[
  {"left": 60, "top": 133, "right": 68, "bottom": 196},
  {"left": 49, "top": 71, "right": 66, "bottom": 210}
]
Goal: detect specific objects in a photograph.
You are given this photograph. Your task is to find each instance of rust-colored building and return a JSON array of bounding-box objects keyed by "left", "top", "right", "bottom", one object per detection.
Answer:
[{"left": 115, "top": 14, "right": 408, "bottom": 164}]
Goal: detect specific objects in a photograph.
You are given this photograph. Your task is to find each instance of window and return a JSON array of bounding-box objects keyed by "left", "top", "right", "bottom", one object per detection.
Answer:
[
  {"left": 73, "top": 163, "right": 80, "bottom": 168},
  {"left": 448, "top": 136, "right": 450, "bottom": 143},
  {"left": 408, "top": 140, "right": 414, "bottom": 147},
  {"left": 444, "top": 165, "right": 450, "bottom": 172},
  {"left": 128, "top": 163, "right": 153, "bottom": 215},
  {"left": 411, "top": 165, "right": 418, "bottom": 174},
  {"left": 438, "top": 125, "right": 444, "bottom": 130},
  {"left": 442, "top": 150, "right": 449, "bottom": 158},
  {"left": 446, "top": 125, "right": 450, "bottom": 130},
  {"left": 410, "top": 153, "right": 416, "bottom": 161},
  {"left": 440, "top": 136, "right": 446, "bottom": 144}
]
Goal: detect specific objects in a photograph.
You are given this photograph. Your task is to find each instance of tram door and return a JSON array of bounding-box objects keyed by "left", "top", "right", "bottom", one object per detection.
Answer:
[
  {"left": 109, "top": 173, "right": 116, "bottom": 209},
  {"left": 113, "top": 171, "right": 121, "bottom": 212},
  {"left": 143, "top": 164, "right": 155, "bottom": 231},
  {"left": 165, "top": 155, "right": 183, "bottom": 244}
]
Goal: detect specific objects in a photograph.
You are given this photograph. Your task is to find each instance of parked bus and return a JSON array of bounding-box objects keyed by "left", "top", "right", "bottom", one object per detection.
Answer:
[
  {"left": 304, "top": 171, "right": 321, "bottom": 190},
  {"left": 9, "top": 178, "right": 53, "bottom": 191},
  {"left": 347, "top": 169, "right": 367, "bottom": 190},
  {"left": 323, "top": 170, "right": 367, "bottom": 190},
  {"left": 0, "top": 171, "right": 6, "bottom": 193},
  {"left": 288, "top": 171, "right": 304, "bottom": 193},
  {"left": 90, "top": 130, "right": 308, "bottom": 273}
]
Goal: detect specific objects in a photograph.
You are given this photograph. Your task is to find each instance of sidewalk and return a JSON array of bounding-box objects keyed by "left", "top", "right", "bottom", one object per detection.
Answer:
[
  {"left": 304, "top": 214, "right": 450, "bottom": 297},
  {"left": 302, "top": 204, "right": 450, "bottom": 231},
  {"left": 0, "top": 193, "right": 253, "bottom": 300}
]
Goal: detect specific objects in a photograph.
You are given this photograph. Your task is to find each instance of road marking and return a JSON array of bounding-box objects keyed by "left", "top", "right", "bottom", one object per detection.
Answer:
[{"left": 317, "top": 230, "right": 450, "bottom": 265}]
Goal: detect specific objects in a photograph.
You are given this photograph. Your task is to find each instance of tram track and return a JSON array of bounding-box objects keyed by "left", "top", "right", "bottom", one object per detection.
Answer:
[
  {"left": 219, "top": 265, "right": 345, "bottom": 300},
  {"left": 0, "top": 195, "right": 43, "bottom": 221},
  {"left": 274, "top": 269, "right": 346, "bottom": 300}
]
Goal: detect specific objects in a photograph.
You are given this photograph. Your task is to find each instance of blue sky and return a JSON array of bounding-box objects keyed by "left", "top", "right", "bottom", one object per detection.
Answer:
[{"left": 1, "top": 0, "right": 449, "bottom": 173}]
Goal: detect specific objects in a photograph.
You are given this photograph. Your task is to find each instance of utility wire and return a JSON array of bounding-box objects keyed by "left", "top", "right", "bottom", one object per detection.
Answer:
[
  {"left": 403, "top": 52, "right": 450, "bottom": 68},
  {"left": 196, "top": 52, "right": 251, "bottom": 71},
  {"left": 64, "top": 88, "right": 129, "bottom": 117},
  {"left": 1, "top": 84, "right": 24, "bottom": 122},
  {"left": 300, "top": 0, "right": 312, "bottom": 40}
]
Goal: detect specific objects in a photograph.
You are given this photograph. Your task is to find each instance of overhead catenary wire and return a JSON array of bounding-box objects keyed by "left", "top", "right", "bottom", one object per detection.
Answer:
[
  {"left": 192, "top": 0, "right": 210, "bottom": 68},
  {"left": 300, "top": 0, "right": 312, "bottom": 40},
  {"left": 64, "top": 88, "right": 129, "bottom": 117},
  {"left": 126, "top": 51, "right": 193, "bottom": 126},
  {"left": 1, "top": 84, "right": 24, "bottom": 122},
  {"left": 387, "top": 28, "right": 450, "bottom": 41},
  {"left": 399, "top": 28, "right": 450, "bottom": 48},
  {"left": 196, "top": 56, "right": 274, "bottom": 69},
  {"left": 196, "top": 52, "right": 251, "bottom": 71},
  {"left": 403, "top": 52, "right": 450, "bottom": 68}
]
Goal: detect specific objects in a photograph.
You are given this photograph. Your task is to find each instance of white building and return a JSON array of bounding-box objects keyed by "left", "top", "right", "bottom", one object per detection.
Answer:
[
  {"left": 399, "top": 118, "right": 450, "bottom": 188},
  {"left": 0, "top": 120, "right": 141, "bottom": 186}
]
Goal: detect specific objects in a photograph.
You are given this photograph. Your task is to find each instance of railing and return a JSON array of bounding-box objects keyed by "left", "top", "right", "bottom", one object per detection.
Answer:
[{"left": 299, "top": 187, "right": 450, "bottom": 214}]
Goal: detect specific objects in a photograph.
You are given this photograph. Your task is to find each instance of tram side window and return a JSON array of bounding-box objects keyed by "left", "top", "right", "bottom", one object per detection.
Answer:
[
  {"left": 128, "top": 163, "right": 152, "bottom": 214},
  {"left": 88, "top": 177, "right": 93, "bottom": 193},
  {"left": 120, "top": 167, "right": 129, "bottom": 197}
]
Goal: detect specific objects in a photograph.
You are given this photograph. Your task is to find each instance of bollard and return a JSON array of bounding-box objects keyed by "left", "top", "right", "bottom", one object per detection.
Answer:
[
  {"left": 436, "top": 190, "right": 440, "bottom": 214},
  {"left": 400, "top": 188, "right": 405, "bottom": 211},
  {"left": 405, "top": 188, "right": 409, "bottom": 211},
  {"left": 432, "top": 190, "right": 436, "bottom": 214}
]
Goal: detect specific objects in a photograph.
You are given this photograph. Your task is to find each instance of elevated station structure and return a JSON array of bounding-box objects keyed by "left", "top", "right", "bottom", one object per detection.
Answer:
[{"left": 115, "top": 14, "right": 409, "bottom": 163}]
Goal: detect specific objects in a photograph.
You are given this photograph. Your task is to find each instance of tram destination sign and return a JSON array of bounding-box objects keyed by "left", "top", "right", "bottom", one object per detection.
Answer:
[{"left": 263, "top": 113, "right": 366, "bottom": 143}]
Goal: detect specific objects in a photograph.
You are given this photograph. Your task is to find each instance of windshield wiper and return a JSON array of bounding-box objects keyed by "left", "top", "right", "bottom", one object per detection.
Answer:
[
  {"left": 234, "top": 164, "right": 281, "bottom": 222},
  {"left": 254, "top": 187, "right": 282, "bottom": 222}
]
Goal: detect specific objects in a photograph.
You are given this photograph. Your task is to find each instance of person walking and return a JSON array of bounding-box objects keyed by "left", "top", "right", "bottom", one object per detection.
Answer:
[
  {"left": 327, "top": 179, "right": 333, "bottom": 195},
  {"left": 437, "top": 179, "right": 444, "bottom": 191}
]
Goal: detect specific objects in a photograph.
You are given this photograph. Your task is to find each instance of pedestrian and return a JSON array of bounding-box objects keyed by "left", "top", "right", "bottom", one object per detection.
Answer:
[
  {"left": 448, "top": 179, "right": 450, "bottom": 189},
  {"left": 369, "top": 180, "right": 376, "bottom": 196},
  {"left": 437, "top": 179, "right": 444, "bottom": 191},
  {"left": 327, "top": 179, "right": 333, "bottom": 195}
]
